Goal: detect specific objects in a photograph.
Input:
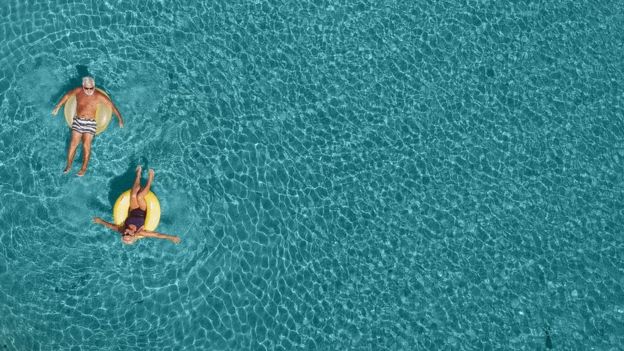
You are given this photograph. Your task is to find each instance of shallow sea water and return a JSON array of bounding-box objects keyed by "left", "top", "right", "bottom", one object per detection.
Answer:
[{"left": 1, "top": 0, "right": 624, "bottom": 350}]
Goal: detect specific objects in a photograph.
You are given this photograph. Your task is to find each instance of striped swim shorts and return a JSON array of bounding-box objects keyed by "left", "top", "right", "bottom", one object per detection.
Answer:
[{"left": 71, "top": 116, "right": 97, "bottom": 135}]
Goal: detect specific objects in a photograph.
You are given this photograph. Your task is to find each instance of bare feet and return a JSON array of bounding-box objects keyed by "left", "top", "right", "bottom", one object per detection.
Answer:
[
  {"left": 148, "top": 168, "right": 154, "bottom": 180},
  {"left": 63, "top": 166, "right": 71, "bottom": 174},
  {"left": 136, "top": 165, "right": 142, "bottom": 174},
  {"left": 77, "top": 168, "right": 87, "bottom": 177}
]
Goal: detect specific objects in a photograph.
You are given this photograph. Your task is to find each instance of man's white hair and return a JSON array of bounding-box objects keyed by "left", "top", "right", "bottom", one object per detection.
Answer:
[{"left": 82, "top": 76, "right": 95, "bottom": 86}]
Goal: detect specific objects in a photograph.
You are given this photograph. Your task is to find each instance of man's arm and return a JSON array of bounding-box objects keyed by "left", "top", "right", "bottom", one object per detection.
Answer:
[
  {"left": 93, "top": 217, "right": 121, "bottom": 233},
  {"left": 52, "top": 88, "right": 80, "bottom": 116},
  {"left": 99, "top": 93, "right": 124, "bottom": 127},
  {"left": 138, "top": 230, "right": 181, "bottom": 244}
]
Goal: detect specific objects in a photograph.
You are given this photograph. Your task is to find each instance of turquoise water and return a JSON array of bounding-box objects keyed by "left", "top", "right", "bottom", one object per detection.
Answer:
[{"left": 1, "top": 0, "right": 623, "bottom": 349}]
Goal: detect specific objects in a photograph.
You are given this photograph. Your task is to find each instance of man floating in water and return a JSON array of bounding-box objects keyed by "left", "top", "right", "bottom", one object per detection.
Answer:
[{"left": 52, "top": 76, "right": 123, "bottom": 176}]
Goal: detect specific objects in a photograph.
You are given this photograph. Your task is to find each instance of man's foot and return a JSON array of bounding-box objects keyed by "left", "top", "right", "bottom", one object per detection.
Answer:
[
  {"left": 63, "top": 166, "right": 71, "bottom": 174},
  {"left": 77, "top": 168, "right": 87, "bottom": 177}
]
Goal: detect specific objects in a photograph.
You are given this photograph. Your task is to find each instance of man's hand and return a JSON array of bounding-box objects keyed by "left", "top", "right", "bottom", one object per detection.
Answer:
[
  {"left": 52, "top": 106, "right": 60, "bottom": 116},
  {"left": 119, "top": 120, "right": 124, "bottom": 128},
  {"left": 171, "top": 236, "right": 181, "bottom": 244},
  {"left": 92, "top": 217, "right": 103, "bottom": 224}
]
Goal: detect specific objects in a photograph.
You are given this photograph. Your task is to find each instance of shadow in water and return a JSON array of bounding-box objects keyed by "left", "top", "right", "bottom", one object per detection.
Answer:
[
  {"left": 107, "top": 157, "right": 150, "bottom": 208},
  {"left": 544, "top": 327, "right": 553, "bottom": 349},
  {"left": 51, "top": 65, "right": 89, "bottom": 104}
]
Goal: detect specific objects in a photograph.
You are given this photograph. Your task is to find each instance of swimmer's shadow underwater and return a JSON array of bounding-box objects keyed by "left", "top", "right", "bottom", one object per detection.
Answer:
[
  {"left": 51, "top": 64, "right": 90, "bottom": 105},
  {"left": 86, "top": 161, "right": 144, "bottom": 215}
]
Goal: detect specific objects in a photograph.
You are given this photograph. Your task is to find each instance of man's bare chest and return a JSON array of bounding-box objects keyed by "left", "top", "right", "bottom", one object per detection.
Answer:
[{"left": 76, "top": 94, "right": 99, "bottom": 109}]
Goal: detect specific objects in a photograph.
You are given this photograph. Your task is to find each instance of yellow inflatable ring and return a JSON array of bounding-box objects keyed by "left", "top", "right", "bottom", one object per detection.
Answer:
[
  {"left": 113, "top": 190, "right": 161, "bottom": 231},
  {"left": 63, "top": 87, "right": 113, "bottom": 135}
]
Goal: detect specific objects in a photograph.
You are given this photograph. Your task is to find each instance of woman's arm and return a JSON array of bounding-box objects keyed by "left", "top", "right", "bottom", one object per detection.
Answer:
[
  {"left": 138, "top": 230, "right": 181, "bottom": 244},
  {"left": 92, "top": 217, "right": 121, "bottom": 232}
]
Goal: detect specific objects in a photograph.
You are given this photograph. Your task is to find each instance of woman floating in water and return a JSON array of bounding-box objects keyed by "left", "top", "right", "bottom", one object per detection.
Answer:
[{"left": 93, "top": 166, "right": 181, "bottom": 245}]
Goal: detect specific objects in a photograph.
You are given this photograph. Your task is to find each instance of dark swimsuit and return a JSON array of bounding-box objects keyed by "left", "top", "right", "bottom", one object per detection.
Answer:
[{"left": 125, "top": 208, "right": 146, "bottom": 228}]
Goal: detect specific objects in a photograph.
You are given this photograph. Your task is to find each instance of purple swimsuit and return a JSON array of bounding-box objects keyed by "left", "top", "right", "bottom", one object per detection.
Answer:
[{"left": 125, "top": 208, "right": 146, "bottom": 228}]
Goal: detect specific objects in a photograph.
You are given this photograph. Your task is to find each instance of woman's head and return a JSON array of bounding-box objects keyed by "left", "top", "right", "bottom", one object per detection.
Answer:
[
  {"left": 122, "top": 234, "right": 135, "bottom": 245},
  {"left": 121, "top": 224, "right": 139, "bottom": 245},
  {"left": 123, "top": 224, "right": 138, "bottom": 235}
]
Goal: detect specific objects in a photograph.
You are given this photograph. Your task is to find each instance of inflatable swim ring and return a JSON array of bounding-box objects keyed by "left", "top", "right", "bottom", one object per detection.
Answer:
[
  {"left": 63, "top": 88, "right": 113, "bottom": 135},
  {"left": 113, "top": 190, "right": 161, "bottom": 231}
]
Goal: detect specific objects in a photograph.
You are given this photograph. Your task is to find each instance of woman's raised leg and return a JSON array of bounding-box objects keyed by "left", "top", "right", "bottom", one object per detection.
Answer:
[
  {"left": 136, "top": 169, "right": 154, "bottom": 211},
  {"left": 129, "top": 166, "right": 142, "bottom": 210}
]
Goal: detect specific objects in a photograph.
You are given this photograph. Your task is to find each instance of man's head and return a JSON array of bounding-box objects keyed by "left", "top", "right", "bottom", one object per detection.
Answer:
[{"left": 82, "top": 76, "right": 95, "bottom": 96}]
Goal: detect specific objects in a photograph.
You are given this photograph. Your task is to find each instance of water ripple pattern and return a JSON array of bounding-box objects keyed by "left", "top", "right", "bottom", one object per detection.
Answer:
[{"left": 1, "top": 0, "right": 623, "bottom": 350}]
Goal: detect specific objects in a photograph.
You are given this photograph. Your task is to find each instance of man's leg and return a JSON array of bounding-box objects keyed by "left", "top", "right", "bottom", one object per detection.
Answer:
[
  {"left": 129, "top": 166, "right": 142, "bottom": 210},
  {"left": 64, "top": 131, "right": 82, "bottom": 173},
  {"left": 77, "top": 133, "right": 94, "bottom": 176},
  {"left": 137, "top": 169, "right": 154, "bottom": 211}
]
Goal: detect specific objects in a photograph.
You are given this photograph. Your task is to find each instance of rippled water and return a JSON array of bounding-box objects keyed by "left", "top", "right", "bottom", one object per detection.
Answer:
[{"left": 1, "top": 0, "right": 623, "bottom": 350}]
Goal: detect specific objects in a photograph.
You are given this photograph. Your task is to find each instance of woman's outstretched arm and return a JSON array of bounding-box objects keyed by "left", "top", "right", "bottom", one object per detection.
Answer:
[
  {"left": 138, "top": 230, "right": 181, "bottom": 244},
  {"left": 92, "top": 217, "right": 121, "bottom": 233}
]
